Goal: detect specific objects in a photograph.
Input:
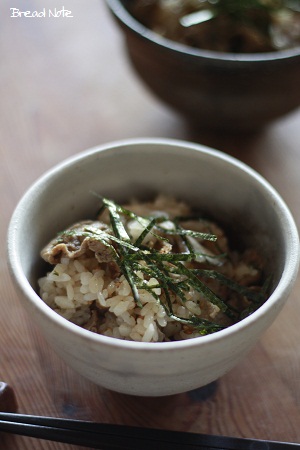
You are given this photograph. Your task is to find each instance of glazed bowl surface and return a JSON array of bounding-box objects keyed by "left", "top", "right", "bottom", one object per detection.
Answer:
[
  {"left": 106, "top": 0, "right": 300, "bottom": 132},
  {"left": 7, "top": 138, "right": 299, "bottom": 396}
]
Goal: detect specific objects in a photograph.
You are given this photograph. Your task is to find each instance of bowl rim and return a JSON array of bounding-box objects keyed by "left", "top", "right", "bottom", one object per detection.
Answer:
[
  {"left": 7, "top": 137, "right": 300, "bottom": 352},
  {"left": 105, "top": 0, "right": 300, "bottom": 63}
]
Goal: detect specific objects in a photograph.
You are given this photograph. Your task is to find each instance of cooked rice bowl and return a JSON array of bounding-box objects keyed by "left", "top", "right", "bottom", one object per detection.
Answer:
[{"left": 8, "top": 138, "right": 299, "bottom": 395}]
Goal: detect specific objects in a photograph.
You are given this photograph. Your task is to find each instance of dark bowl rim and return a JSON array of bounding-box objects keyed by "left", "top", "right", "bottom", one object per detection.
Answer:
[{"left": 105, "top": 0, "right": 300, "bottom": 63}]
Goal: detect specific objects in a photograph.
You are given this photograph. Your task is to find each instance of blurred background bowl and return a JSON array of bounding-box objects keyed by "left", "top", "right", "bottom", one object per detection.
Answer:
[
  {"left": 106, "top": 0, "right": 300, "bottom": 133},
  {"left": 7, "top": 138, "right": 299, "bottom": 396}
]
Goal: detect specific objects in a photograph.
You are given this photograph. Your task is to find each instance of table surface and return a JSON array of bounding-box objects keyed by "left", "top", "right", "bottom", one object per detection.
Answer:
[{"left": 1, "top": 1, "right": 300, "bottom": 448}]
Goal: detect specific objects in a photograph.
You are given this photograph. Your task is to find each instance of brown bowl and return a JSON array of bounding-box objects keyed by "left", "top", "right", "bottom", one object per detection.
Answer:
[{"left": 106, "top": 0, "right": 300, "bottom": 132}]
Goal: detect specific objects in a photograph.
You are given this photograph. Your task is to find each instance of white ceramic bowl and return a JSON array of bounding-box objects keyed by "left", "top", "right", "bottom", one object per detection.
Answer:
[{"left": 7, "top": 138, "right": 299, "bottom": 396}]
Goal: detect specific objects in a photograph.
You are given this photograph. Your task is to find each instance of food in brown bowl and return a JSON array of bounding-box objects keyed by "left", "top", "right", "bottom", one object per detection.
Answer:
[{"left": 128, "top": 0, "right": 300, "bottom": 53}]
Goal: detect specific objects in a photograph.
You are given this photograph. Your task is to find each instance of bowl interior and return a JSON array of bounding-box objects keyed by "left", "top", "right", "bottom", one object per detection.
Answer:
[{"left": 12, "top": 139, "right": 293, "bottom": 299}]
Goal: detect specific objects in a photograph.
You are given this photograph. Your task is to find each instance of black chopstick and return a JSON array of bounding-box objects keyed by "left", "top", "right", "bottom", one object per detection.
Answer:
[{"left": 0, "top": 412, "right": 299, "bottom": 449}]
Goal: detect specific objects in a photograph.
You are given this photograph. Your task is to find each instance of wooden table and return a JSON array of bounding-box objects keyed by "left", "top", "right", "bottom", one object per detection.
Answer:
[{"left": 1, "top": 0, "right": 300, "bottom": 448}]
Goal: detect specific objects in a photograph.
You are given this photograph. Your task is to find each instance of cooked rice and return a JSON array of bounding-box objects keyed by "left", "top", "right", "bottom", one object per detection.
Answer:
[{"left": 38, "top": 255, "right": 216, "bottom": 342}]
